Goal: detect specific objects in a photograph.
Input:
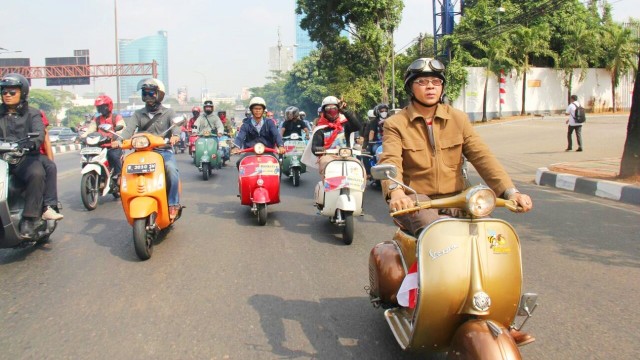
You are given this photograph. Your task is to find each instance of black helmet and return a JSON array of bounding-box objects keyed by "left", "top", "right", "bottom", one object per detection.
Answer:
[
  {"left": 137, "top": 78, "right": 166, "bottom": 102},
  {"left": 373, "top": 103, "right": 389, "bottom": 118},
  {"left": 284, "top": 106, "right": 300, "bottom": 121},
  {"left": 403, "top": 58, "right": 446, "bottom": 94},
  {"left": 203, "top": 100, "right": 214, "bottom": 107},
  {"left": 0, "top": 73, "right": 30, "bottom": 101}
]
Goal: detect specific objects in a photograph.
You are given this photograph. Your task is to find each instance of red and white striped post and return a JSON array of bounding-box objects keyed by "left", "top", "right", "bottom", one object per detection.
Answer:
[{"left": 499, "top": 69, "right": 506, "bottom": 118}]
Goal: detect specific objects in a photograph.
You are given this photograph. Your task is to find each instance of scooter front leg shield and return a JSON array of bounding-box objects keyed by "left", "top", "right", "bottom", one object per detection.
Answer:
[
  {"left": 336, "top": 194, "right": 356, "bottom": 212},
  {"left": 128, "top": 197, "right": 158, "bottom": 222}
]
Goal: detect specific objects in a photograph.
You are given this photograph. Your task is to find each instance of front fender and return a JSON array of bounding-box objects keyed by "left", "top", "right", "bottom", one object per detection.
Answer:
[
  {"left": 81, "top": 163, "right": 103, "bottom": 175},
  {"left": 252, "top": 187, "right": 270, "bottom": 204},
  {"left": 336, "top": 193, "right": 356, "bottom": 211},
  {"left": 448, "top": 320, "right": 520, "bottom": 359},
  {"left": 128, "top": 197, "right": 158, "bottom": 219}
]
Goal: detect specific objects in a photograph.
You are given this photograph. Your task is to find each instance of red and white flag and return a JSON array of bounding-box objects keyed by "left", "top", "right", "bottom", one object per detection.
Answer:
[{"left": 397, "top": 262, "right": 418, "bottom": 308}]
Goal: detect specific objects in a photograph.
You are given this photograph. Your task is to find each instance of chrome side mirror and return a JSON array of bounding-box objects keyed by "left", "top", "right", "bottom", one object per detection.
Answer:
[
  {"left": 99, "top": 124, "right": 113, "bottom": 132},
  {"left": 371, "top": 164, "right": 397, "bottom": 180}
]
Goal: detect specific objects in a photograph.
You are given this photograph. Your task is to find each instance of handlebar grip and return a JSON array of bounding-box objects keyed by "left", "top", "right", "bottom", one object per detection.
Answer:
[
  {"left": 504, "top": 199, "right": 522, "bottom": 212},
  {"left": 390, "top": 206, "right": 421, "bottom": 217}
]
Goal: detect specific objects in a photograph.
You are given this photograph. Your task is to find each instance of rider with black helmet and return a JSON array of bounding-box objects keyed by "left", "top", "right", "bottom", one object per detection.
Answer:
[
  {"left": 113, "top": 78, "right": 183, "bottom": 219},
  {"left": 380, "top": 58, "right": 533, "bottom": 224},
  {"left": 194, "top": 100, "right": 223, "bottom": 136},
  {"left": 280, "top": 106, "right": 309, "bottom": 138},
  {"left": 0, "top": 73, "right": 48, "bottom": 238}
]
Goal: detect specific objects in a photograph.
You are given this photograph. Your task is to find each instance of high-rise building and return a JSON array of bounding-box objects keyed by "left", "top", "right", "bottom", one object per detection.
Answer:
[
  {"left": 118, "top": 30, "right": 169, "bottom": 103},
  {"left": 268, "top": 45, "right": 295, "bottom": 72},
  {"left": 295, "top": 12, "right": 316, "bottom": 61}
]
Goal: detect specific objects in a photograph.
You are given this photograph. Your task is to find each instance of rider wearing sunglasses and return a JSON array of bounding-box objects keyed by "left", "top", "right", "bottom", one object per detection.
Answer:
[
  {"left": 113, "top": 78, "right": 183, "bottom": 219},
  {"left": 379, "top": 57, "right": 534, "bottom": 232},
  {"left": 378, "top": 56, "right": 537, "bottom": 348},
  {"left": 0, "top": 73, "right": 49, "bottom": 238}
]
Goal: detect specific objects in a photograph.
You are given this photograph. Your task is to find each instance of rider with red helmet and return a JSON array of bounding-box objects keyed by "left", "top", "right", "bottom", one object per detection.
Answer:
[
  {"left": 86, "top": 95, "right": 126, "bottom": 178},
  {"left": 188, "top": 106, "right": 200, "bottom": 131}
]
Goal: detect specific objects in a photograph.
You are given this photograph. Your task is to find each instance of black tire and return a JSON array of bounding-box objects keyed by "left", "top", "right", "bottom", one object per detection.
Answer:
[
  {"left": 292, "top": 168, "right": 300, "bottom": 187},
  {"left": 202, "top": 163, "right": 210, "bottom": 181},
  {"left": 342, "top": 211, "right": 354, "bottom": 245},
  {"left": 257, "top": 204, "right": 267, "bottom": 226},
  {"left": 80, "top": 172, "right": 99, "bottom": 211},
  {"left": 133, "top": 218, "right": 153, "bottom": 260}
]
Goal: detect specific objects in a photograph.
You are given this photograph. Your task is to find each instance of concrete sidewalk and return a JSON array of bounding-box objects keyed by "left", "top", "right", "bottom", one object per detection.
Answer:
[{"left": 536, "top": 158, "right": 640, "bottom": 205}]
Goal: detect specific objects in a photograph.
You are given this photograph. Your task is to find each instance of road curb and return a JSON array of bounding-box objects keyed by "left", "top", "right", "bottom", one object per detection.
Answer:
[
  {"left": 536, "top": 167, "right": 640, "bottom": 205},
  {"left": 52, "top": 143, "right": 81, "bottom": 154}
]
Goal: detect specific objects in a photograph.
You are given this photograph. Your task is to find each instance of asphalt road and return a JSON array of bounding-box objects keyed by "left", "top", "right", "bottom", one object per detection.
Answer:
[{"left": 1, "top": 115, "right": 638, "bottom": 359}]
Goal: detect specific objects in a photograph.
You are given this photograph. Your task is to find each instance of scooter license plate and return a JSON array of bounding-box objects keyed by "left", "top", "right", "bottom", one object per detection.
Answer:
[
  {"left": 80, "top": 147, "right": 102, "bottom": 155},
  {"left": 127, "top": 163, "right": 156, "bottom": 174}
]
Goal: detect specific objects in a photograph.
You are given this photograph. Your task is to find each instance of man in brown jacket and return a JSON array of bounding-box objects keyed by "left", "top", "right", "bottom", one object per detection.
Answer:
[
  {"left": 380, "top": 57, "right": 535, "bottom": 347},
  {"left": 380, "top": 57, "right": 533, "bottom": 234}
]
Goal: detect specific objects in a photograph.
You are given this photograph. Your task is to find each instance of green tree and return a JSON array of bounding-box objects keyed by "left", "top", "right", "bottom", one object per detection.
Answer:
[
  {"left": 509, "top": 24, "right": 557, "bottom": 115},
  {"left": 601, "top": 22, "right": 638, "bottom": 112},
  {"left": 558, "top": 22, "right": 598, "bottom": 102},
  {"left": 297, "top": 0, "right": 403, "bottom": 103},
  {"left": 64, "top": 106, "right": 94, "bottom": 128}
]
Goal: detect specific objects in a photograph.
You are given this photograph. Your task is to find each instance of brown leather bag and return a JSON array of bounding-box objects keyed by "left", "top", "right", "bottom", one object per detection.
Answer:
[{"left": 368, "top": 241, "right": 406, "bottom": 307}]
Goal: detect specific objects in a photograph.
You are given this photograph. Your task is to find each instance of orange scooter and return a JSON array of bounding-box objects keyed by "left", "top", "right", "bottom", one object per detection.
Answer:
[{"left": 118, "top": 117, "right": 184, "bottom": 260}]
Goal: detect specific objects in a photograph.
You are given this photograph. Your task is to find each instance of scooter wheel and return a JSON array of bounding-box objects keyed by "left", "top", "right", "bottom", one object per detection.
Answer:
[
  {"left": 202, "top": 163, "right": 210, "bottom": 181},
  {"left": 80, "top": 172, "right": 100, "bottom": 211},
  {"left": 257, "top": 204, "right": 267, "bottom": 226},
  {"left": 133, "top": 218, "right": 153, "bottom": 260},
  {"left": 342, "top": 211, "right": 354, "bottom": 245},
  {"left": 292, "top": 168, "right": 301, "bottom": 187}
]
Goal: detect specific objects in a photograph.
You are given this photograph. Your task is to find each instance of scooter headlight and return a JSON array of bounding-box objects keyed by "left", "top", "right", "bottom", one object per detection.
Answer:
[
  {"left": 254, "top": 143, "right": 265, "bottom": 155},
  {"left": 131, "top": 136, "right": 150, "bottom": 149},
  {"left": 466, "top": 186, "right": 496, "bottom": 217},
  {"left": 338, "top": 148, "right": 352, "bottom": 157}
]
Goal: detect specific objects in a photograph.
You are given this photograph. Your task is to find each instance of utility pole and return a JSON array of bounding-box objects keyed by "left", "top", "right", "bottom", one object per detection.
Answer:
[
  {"left": 114, "top": 0, "right": 120, "bottom": 110},
  {"left": 277, "top": 27, "right": 283, "bottom": 73}
]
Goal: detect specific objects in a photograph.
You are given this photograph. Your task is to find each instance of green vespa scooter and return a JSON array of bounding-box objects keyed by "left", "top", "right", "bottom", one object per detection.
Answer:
[
  {"left": 280, "top": 133, "right": 307, "bottom": 186},
  {"left": 194, "top": 129, "right": 222, "bottom": 180}
]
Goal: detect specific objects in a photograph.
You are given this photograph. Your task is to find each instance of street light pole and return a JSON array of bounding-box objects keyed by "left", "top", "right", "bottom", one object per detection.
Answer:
[{"left": 114, "top": 0, "right": 121, "bottom": 111}]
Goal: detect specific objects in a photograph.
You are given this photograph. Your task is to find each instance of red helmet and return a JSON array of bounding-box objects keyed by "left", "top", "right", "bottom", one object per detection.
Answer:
[
  {"left": 94, "top": 95, "right": 114, "bottom": 112},
  {"left": 192, "top": 106, "right": 201, "bottom": 113}
]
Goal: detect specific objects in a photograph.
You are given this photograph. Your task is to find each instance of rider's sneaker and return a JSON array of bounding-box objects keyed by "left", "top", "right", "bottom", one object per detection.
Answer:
[{"left": 42, "top": 206, "right": 64, "bottom": 221}]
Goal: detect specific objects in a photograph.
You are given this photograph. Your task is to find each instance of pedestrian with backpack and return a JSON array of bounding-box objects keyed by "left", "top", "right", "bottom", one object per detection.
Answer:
[{"left": 564, "top": 94, "right": 585, "bottom": 152}]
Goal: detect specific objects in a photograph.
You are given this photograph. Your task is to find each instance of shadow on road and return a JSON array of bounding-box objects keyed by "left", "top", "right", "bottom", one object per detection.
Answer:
[{"left": 248, "top": 294, "right": 426, "bottom": 359}]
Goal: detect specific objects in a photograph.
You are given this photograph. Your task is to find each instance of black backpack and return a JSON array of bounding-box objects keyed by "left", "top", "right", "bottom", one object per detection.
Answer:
[{"left": 573, "top": 102, "right": 586, "bottom": 124}]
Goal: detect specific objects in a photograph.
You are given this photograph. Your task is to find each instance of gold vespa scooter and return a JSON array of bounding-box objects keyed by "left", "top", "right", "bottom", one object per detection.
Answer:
[{"left": 367, "top": 164, "right": 538, "bottom": 359}]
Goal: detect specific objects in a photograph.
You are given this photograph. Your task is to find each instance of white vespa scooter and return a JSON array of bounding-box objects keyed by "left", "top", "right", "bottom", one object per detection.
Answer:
[{"left": 306, "top": 133, "right": 366, "bottom": 245}]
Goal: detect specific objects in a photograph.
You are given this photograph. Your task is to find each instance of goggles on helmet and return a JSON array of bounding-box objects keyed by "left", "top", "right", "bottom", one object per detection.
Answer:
[{"left": 407, "top": 58, "right": 445, "bottom": 74}]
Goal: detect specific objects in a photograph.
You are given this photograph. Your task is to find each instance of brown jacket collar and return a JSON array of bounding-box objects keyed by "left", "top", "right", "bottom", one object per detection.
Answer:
[{"left": 405, "top": 102, "right": 452, "bottom": 125}]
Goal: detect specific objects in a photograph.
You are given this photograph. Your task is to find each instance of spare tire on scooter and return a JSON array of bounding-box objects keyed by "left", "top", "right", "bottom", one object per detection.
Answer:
[{"left": 368, "top": 241, "right": 406, "bottom": 307}]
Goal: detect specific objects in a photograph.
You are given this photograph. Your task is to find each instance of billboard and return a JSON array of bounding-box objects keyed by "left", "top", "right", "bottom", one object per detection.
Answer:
[
  {"left": 0, "top": 58, "right": 31, "bottom": 83},
  {"left": 45, "top": 56, "right": 90, "bottom": 86}
]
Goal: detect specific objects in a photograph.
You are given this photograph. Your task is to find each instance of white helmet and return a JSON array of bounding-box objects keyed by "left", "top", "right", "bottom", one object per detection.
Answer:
[
  {"left": 249, "top": 97, "right": 267, "bottom": 109},
  {"left": 321, "top": 96, "right": 340, "bottom": 110},
  {"left": 367, "top": 109, "right": 375, "bottom": 119},
  {"left": 137, "top": 78, "right": 166, "bottom": 102}
]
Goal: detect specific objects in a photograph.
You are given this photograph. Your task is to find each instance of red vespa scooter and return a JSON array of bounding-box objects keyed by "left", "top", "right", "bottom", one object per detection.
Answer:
[
  {"left": 236, "top": 143, "right": 281, "bottom": 225},
  {"left": 188, "top": 128, "right": 199, "bottom": 160}
]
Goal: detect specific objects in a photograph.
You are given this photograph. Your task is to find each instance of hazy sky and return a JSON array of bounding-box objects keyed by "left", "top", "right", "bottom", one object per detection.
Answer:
[{"left": 0, "top": 0, "right": 638, "bottom": 100}]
